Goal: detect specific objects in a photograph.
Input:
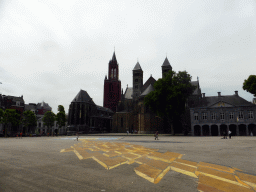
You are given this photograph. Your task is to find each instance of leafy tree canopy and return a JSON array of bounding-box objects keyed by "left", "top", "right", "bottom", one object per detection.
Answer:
[
  {"left": 0, "top": 109, "right": 21, "bottom": 137},
  {"left": 58, "top": 105, "right": 65, "bottom": 113},
  {"left": 243, "top": 75, "right": 256, "bottom": 97},
  {"left": 1, "top": 109, "right": 21, "bottom": 126},
  {"left": 23, "top": 110, "right": 37, "bottom": 129},
  {"left": 42, "top": 111, "right": 56, "bottom": 129},
  {"left": 56, "top": 105, "right": 66, "bottom": 128},
  {"left": 145, "top": 70, "right": 196, "bottom": 118}
]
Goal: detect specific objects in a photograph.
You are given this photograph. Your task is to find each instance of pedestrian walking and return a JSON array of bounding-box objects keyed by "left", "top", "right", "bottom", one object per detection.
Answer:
[
  {"left": 127, "top": 130, "right": 129, "bottom": 135},
  {"left": 223, "top": 131, "right": 227, "bottom": 139},
  {"left": 154, "top": 131, "right": 159, "bottom": 140},
  {"left": 228, "top": 130, "right": 232, "bottom": 139},
  {"left": 20, "top": 132, "right": 22, "bottom": 139},
  {"left": 76, "top": 132, "right": 79, "bottom": 141}
]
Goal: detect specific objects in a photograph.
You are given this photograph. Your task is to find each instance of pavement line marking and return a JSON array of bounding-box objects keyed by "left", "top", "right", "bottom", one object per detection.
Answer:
[
  {"left": 170, "top": 167, "right": 198, "bottom": 178},
  {"left": 154, "top": 166, "right": 172, "bottom": 184},
  {"left": 173, "top": 161, "right": 197, "bottom": 168},
  {"left": 196, "top": 171, "right": 251, "bottom": 189},
  {"left": 73, "top": 149, "right": 83, "bottom": 160},
  {"left": 92, "top": 157, "right": 108, "bottom": 170},
  {"left": 134, "top": 169, "right": 155, "bottom": 183},
  {"left": 243, "top": 181, "right": 256, "bottom": 190},
  {"left": 235, "top": 175, "right": 252, "bottom": 189}
]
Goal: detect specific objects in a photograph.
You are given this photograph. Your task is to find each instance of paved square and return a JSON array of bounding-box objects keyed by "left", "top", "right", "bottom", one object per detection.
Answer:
[{"left": 1, "top": 136, "right": 256, "bottom": 192}]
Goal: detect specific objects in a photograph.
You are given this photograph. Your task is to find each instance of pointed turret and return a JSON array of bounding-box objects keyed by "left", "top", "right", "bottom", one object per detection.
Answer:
[
  {"left": 162, "top": 57, "right": 172, "bottom": 78},
  {"left": 133, "top": 61, "right": 143, "bottom": 100},
  {"left": 162, "top": 57, "right": 171, "bottom": 67},
  {"left": 133, "top": 62, "right": 142, "bottom": 71},
  {"left": 112, "top": 51, "right": 117, "bottom": 62}
]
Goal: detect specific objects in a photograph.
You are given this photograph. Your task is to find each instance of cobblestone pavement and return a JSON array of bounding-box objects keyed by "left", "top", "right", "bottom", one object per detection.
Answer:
[
  {"left": 1, "top": 136, "right": 256, "bottom": 192},
  {"left": 61, "top": 138, "right": 256, "bottom": 192}
]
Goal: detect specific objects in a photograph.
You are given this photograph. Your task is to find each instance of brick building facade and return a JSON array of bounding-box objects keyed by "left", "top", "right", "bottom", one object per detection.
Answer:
[{"left": 103, "top": 52, "right": 121, "bottom": 112}]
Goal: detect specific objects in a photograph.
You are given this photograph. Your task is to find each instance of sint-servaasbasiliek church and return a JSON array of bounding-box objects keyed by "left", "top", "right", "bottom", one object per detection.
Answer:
[
  {"left": 103, "top": 52, "right": 202, "bottom": 134},
  {"left": 68, "top": 52, "right": 256, "bottom": 136}
]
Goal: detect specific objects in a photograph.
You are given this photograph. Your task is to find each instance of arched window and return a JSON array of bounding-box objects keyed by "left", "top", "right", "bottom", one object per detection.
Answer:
[
  {"left": 114, "top": 68, "right": 116, "bottom": 78},
  {"left": 111, "top": 69, "right": 113, "bottom": 78}
]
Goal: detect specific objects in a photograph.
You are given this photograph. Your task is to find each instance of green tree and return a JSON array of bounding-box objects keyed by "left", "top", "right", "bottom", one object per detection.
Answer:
[
  {"left": 144, "top": 70, "right": 196, "bottom": 135},
  {"left": 55, "top": 105, "right": 66, "bottom": 135},
  {"left": 42, "top": 111, "right": 56, "bottom": 136},
  {"left": 22, "top": 110, "right": 37, "bottom": 135},
  {"left": 0, "top": 109, "right": 21, "bottom": 137},
  {"left": 243, "top": 75, "right": 256, "bottom": 97}
]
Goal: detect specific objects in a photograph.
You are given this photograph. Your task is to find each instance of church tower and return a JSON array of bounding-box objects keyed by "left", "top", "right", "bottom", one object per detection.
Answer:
[
  {"left": 132, "top": 61, "right": 143, "bottom": 100},
  {"left": 103, "top": 52, "right": 121, "bottom": 112},
  {"left": 161, "top": 57, "right": 172, "bottom": 78}
]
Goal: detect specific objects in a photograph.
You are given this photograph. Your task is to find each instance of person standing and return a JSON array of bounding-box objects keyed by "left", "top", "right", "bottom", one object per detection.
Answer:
[
  {"left": 154, "top": 131, "right": 159, "bottom": 140},
  {"left": 20, "top": 132, "right": 22, "bottom": 139},
  {"left": 228, "top": 130, "right": 232, "bottom": 139},
  {"left": 76, "top": 132, "right": 79, "bottom": 141}
]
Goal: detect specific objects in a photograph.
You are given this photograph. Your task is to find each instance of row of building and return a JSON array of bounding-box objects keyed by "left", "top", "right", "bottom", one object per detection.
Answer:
[
  {"left": 1, "top": 52, "right": 255, "bottom": 136},
  {"left": 67, "top": 52, "right": 256, "bottom": 136},
  {"left": 0, "top": 94, "right": 66, "bottom": 136}
]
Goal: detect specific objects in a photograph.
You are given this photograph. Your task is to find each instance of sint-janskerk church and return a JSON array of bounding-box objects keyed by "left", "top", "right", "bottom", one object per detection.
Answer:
[{"left": 68, "top": 52, "right": 256, "bottom": 136}]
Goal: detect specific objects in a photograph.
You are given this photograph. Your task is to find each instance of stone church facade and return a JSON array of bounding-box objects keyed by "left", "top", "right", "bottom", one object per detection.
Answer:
[{"left": 112, "top": 57, "right": 200, "bottom": 134}]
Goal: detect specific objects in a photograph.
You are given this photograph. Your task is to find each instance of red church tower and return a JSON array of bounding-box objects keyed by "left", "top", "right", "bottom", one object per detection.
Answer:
[{"left": 103, "top": 52, "right": 121, "bottom": 112}]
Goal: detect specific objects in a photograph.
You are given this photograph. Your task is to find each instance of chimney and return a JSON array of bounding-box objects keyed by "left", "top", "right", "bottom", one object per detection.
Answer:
[
  {"left": 202, "top": 93, "right": 205, "bottom": 98},
  {"left": 218, "top": 92, "right": 221, "bottom": 97},
  {"left": 235, "top": 91, "right": 238, "bottom": 96}
]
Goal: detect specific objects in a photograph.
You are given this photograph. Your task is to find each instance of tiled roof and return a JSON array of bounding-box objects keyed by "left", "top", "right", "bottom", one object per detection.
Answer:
[
  {"left": 37, "top": 101, "right": 52, "bottom": 110},
  {"left": 124, "top": 87, "right": 133, "bottom": 99},
  {"left": 133, "top": 62, "right": 142, "bottom": 71},
  {"left": 25, "top": 104, "right": 37, "bottom": 111},
  {"left": 5, "top": 96, "right": 24, "bottom": 102},
  {"left": 162, "top": 57, "right": 171, "bottom": 67},
  {"left": 140, "top": 84, "right": 155, "bottom": 97},
  {"left": 141, "top": 76, "right": 156, "bottom": 93},
  {"left": 72, "top": 89, "right": 95, "bottom": 104},
  {"left": 96, "top": 105, "right": 114, "bottom": 113},
  {"left": 196, "top": 95, "right": 255, "bottom": 108}
]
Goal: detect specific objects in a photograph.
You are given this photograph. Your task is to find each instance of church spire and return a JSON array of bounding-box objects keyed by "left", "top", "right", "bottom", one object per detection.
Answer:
[{"left": 112, "top": 51, "right": 117, "bottom": 62}]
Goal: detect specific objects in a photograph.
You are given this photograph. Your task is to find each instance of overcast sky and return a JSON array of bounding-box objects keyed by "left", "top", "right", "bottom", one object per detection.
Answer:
[{"left": 0, "top": 0, "right": 256, "bottom": 114}]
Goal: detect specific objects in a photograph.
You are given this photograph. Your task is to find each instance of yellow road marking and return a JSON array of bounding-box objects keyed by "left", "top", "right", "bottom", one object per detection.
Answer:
[
  {"left": 73, "top": 149, "right": 83, "bottom": 160},
  {"left": 196, "top": 171, "right": 251, "bottom": 188},
  {"left": 60, "top": 140, "right": 256, "bottom": 190},
  {"left": 198, "top": 175, "right": 254, "bottom": 192}
]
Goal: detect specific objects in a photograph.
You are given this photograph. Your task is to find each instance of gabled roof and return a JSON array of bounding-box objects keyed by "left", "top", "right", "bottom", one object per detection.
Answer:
[
  {"left": 133, "top": 62, "right": 142, "bottom": 71},
  {"left": 124, "top": 87, "right": 133, "bottom": 99},
  {"left": 72, "top": 89, "right": 95, "bottom": 104},
  {"left": 37, "top": 101, "right": 52, "bottom": 110},
  {"left": 141, "top": 76, "right": 156, "bottom": 93},
  {"left": 196, "top": 95, "right": 255, "bottom": 108},
  {"left": 162, "top": 57, "right": 171, "bottom": 67},
  {"left": 141, "top": 84, "right": 155, "bottom": 97}
]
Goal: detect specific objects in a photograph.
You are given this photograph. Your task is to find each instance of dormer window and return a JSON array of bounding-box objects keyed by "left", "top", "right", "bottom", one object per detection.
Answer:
[{"left": 16, "top": 101, "right": 20, "bottom": 106}]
